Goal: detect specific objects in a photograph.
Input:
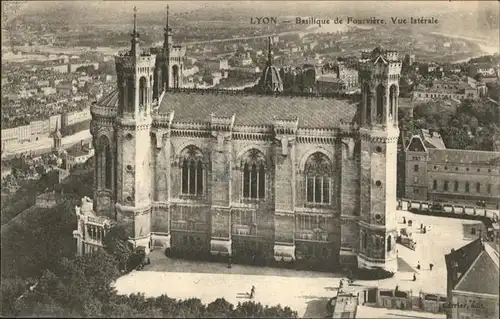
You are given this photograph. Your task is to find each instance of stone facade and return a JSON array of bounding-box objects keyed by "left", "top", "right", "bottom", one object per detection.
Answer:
[
  {"left": 405, "top": 136, "right": 500, "bottom": 206},
  {"left": 76, "top": 11, "right": 402, "bottom": 272}
]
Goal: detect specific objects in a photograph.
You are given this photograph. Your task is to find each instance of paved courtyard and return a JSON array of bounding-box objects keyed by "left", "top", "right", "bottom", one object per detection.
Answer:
[{"left": 113, "top": 210, "right": 480, "bottom": 318}]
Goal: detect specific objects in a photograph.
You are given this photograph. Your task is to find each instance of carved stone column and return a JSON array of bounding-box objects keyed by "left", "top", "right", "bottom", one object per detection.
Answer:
[
  {"left": 209, "top": 114, "right": 235, "bottom": 257},
  {"left": 150, "top": 127, "right": 172, "bottom": 250},
  {"left": 273, "top": 122, "right": 297, "bottom": 262}
]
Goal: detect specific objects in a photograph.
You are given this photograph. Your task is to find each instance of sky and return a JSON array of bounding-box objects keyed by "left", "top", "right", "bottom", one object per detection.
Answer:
[
  {"left": 15, "top": 0, "right": 492, "bottom": 16},
  {"left": 4, "top": 0, "right": 498, "bottom": 33}
]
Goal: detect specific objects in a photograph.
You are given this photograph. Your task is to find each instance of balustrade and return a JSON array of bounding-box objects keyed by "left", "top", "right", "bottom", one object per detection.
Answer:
[
  {"left": 232, "top": 224, "right": 257, "bottom": 236},
  {"left": 171, "top": 220, "right": 209, "bottom": 232},
  {"left": 295, "top": 229, "right": 329, "bottom": 242},
  {"left": 85, "top": 224, "right": 105, "bottom": 243},
  {"left": 275, "top": 232, "right": 294, "bottom": 243}
]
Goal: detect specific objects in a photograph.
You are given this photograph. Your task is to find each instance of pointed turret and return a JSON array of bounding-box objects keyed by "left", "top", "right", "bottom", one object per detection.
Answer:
[
  {"left": 53, "top": 118, "right": 62, "bottom": 154},
  {"left": 130, "top": 6, "right": 140, "bottom": 57},
  {"left": 163, "top": 5, "right": 173, "bottom": 55},
  {"left": 267, "top": 36, "right": 273, "bottom": 66},
  {"left": 155, "top": 4, "right": 185, "bottom": 93},
  {"left": 258, "top": 36, "right": 283, "bottom": 93},
  {"left": 54, "top": 118, "right": 62, "bottom": 139}
]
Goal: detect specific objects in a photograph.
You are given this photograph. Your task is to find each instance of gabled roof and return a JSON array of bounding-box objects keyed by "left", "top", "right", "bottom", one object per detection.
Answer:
[
  {"left": 158, "top": 91, "right": 358, "bottom": 129},
  {"left": 420, "top": 129, "right": 446, "bottom": 149},
  {"left": 454, "top": 242, "right": 499, "bottom": 295},
  {"left": 428, "top": 149, "right": 500, "bottom": 165},
  {"left": 445, "top": 238, "right": 500, "bottom": 296},
  {"left": 445, "top": 238, "right": 484, "bottom": 290},
  {"left": 97, "top": 88, "right": 359, "bottom": 129},
  {"left": 373, "top": 55, "right": 388, "bottom": 65},
  {"left": 405, "top": 135, "right": 427, "bottom": 153},
  {"left": 97, "top": 89, "right": 119, "bottom": 108}
]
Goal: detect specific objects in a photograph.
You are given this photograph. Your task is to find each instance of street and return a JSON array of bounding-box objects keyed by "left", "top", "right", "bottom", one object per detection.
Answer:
[{"left": 2, "top": 130, "right": 92, "bottom": 159}]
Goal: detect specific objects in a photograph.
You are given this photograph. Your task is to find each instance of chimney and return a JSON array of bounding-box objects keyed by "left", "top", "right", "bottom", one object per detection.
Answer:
[{"left": 451, "top": 260, "right": 459, "bottom": 282}]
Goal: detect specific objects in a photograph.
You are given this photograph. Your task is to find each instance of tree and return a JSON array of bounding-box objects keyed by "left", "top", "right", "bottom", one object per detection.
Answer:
[
  {"left": 175, "top": 298, "right": 206, "bottom": 317},
  {"left": 402, "top": 54, "right": 411, "bottom": 74},
  {"left": 206, "top": 298, "right": 234, "bottom": 318},
  {"left": 151, "top": 294, "right": 178, "bottom": 316},
  {"left": 263, "top": 304, "right": 298, "bottom": 318},
  {"left": 103, "top": 225, "right": 134, "bottom": 273},
  {"left": 202, "top": 68, "right": 213, "bottom": 85},
  {"left": 0, "top": 277, "right": 26, "bottom": 316},
  {"left": 233, "top": 301, "right": 265, "bottom": 318}
]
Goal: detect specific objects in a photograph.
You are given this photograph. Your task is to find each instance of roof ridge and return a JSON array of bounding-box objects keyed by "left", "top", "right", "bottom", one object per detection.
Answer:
[
  {"left": 166, "top": 87, "right": 359, "bottom": 101},
  {"left": 484, "top": 243, "right": 500, "bottom": 269},
  {"left": 429, "top": 148, "right": 500, "bottom": 155}
]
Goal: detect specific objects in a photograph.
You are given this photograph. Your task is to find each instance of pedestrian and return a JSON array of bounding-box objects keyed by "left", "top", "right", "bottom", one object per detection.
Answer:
[
  {"left": 403, "top": 217, "right": 406, "bottom": 224},
  {"left": 417, "top": 262, "right": 421, "bottom": 270},
  {"left": 413, "top": 273, "right": 417, "bottom": 281},
  {"left": 429, "top": 263, "right": 434, "bottom": 271},
  {"left": 395, "top": 285, "right": 399, "bottom": 292},
  {"left": 423, "top": 226, "right": 427, "bottom": 234},
  {"left": 227, "top": 255, "right": 232, "bottom": 269},
  {"left": 250, "top": 285, "right": 255, "bottom": 299},
  {"left": 339, "top": 279, "right": 344, "bottom": 289},
  {"left": 420, "top": 223, "right": 423, "bottom": 230}
]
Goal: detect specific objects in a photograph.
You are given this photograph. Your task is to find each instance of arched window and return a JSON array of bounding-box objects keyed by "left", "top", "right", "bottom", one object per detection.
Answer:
[
  {"left": 454, "top": 181, "right": 459, "bottom": 191},
  {"left": 127, "top": 78, "right": 134, "bottom": 112},
  {"left": 139, "top": 76, "right": 147, "bottom": 111},
  {"left": 364, "top": 83, "right": 372, "bottom": 124},
  {"left": 376, "top": 84, "right": 385, "bottom": 121},
  {"left": 362, "top": 232, "right": 367, "bottom": 250},
  {"left": 389, "top": 85, "right": 397, "bottom": 118},
  {"left": 98, "top": 136, "right": 112, "bottom": 190},
  {"left": 304, "top": 152, "right": 332, "bottom": 204},
  {"left": 465, "top": 182, "right": 470, "bottom": 193},
  {"left": 172, "top": 65, "right": 180, "bottom": 89},
  {"left": 444, "top": 181, "right": 449, "bottom": 191},
  {"left": 476, "top": 182, "right": 481, "bottom": 193},
  {"left": 241, "top": 149, "right": 266, "bottom": 199},
  {"left": 387, "top": 235, "right": 392, "bottom": 252},
  {"left": 180, "top": 146, "right": 204, "bottom": 195},
  {"left": 433, "top": 180, "right": 437, "bottom": 190}
]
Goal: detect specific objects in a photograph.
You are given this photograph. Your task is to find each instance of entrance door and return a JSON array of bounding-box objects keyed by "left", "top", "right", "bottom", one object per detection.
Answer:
[{"left": 367, "top": 289, "right": 377, "bottom": 303}]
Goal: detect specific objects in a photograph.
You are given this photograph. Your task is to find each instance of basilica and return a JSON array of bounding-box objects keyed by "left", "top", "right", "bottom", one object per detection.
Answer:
[{"left": 73, "top": 8, "right": 402, "bottom": 272}]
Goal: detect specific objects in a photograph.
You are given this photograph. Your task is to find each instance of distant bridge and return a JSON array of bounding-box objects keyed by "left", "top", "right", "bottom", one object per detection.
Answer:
[{"left": 153, "top": 29, "right": 307, "bottom": 47}]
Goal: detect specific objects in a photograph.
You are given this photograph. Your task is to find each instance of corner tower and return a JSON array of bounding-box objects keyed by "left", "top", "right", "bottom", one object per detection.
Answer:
[
  {"left": 114, "top": 7, "right": 156, "bottom": 251},
  {"left": 357, "top": 48, "right": 401, "bottom": 272},
  {"left": 154, "top": 5, "right": 186, "bottom": 99}
]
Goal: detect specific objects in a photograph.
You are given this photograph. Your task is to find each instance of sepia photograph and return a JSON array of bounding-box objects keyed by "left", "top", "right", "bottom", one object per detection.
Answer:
[{"left": 1, "top": 0, "right": 499, "bottom": 318}]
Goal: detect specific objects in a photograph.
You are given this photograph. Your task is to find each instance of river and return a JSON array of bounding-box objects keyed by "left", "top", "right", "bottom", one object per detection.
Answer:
[
  {"left": 429, "top": 31, "right": 499, "bottom": 63},
  {"left": 10, "top": 23, "right": 346, "bottom": 62},
  {"left": 6, "top": 25, "right": 497, "bottom": 68}
]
